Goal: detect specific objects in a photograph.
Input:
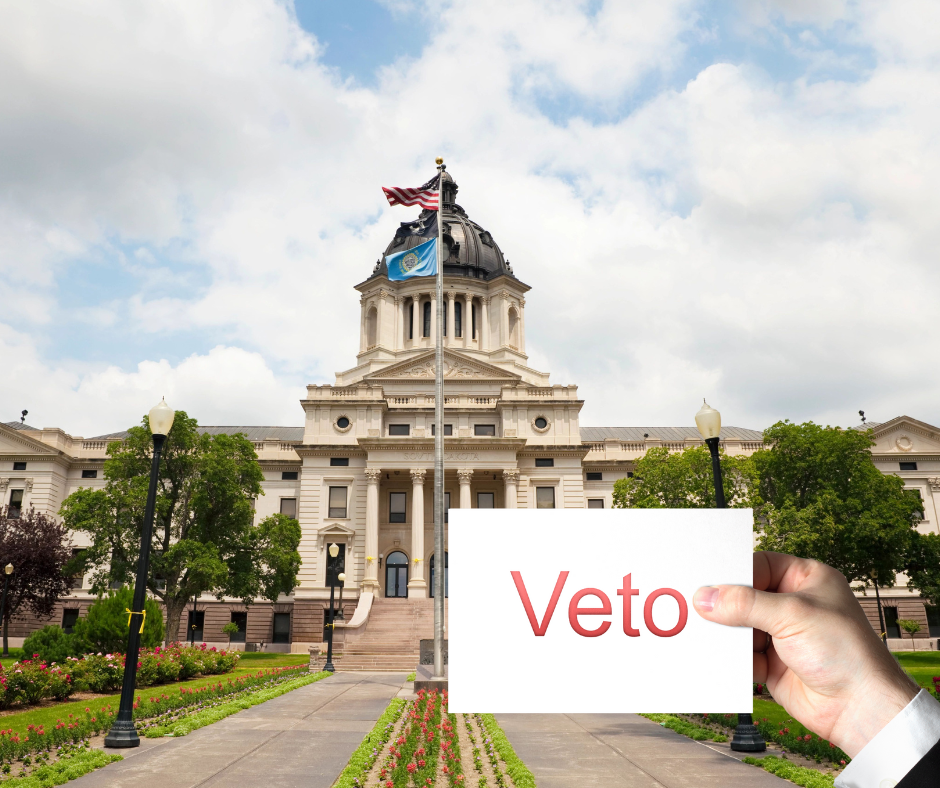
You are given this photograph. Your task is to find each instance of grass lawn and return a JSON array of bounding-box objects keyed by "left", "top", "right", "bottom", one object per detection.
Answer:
[
  {"left": 895, "top": 651, "right": 940, "bottom": 692},
  {"left": 0, "top": 651, "right": 307, "bottom": 736}
]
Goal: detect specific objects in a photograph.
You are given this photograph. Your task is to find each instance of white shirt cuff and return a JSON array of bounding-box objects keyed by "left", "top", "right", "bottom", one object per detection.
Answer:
[{"left": 835, "top": 689, "right": 940, "bottom": 788}]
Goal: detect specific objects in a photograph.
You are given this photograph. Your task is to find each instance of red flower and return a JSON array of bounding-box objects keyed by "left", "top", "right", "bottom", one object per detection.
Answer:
[{"left": 407, "top": 763, "right": 417, "bottom": 774}]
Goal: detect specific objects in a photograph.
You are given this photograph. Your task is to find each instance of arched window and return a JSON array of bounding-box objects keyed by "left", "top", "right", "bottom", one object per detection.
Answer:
[
  {"left": 385, "top": 551, "right": 409, "bottom": 598},
  {"left": 508, "top": 307, "right": 519, "bottom": 348},
  {"left": 366, "top": 306, "right": 378, "bottom": 347},
  {"left": 423, "top": 301, "right": 431, "bottom": 337},
  {"left": 429, "top": 552, "right": 448, "bottom": 598},
  {"left": 471, "top": 302, "right": 477, "bottom": 339},
  {"left": 408, "top": 303, "right": 414, "bottom": 340},
  {"left": 454, "top": 301, "right": 462, "bottom": 338}
]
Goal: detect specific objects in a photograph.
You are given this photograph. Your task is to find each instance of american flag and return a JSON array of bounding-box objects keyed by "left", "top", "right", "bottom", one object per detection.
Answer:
[{"left": 382, "top": 174, "right": 440, "bottom": 210}]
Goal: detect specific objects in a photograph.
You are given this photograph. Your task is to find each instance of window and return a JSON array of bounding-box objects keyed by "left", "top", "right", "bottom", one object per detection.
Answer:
[
  {"left": 280, "top": 498, "right": 297, "bottom": 519},
  {"left": 474, "top": 424, "right": 496, "bottom": 437},
  {"left": 229, "top": 612, "right": 247, "bottom": 643},
  {"left": 900, "top": 462, "right": 918, "bottom": 471},
  {"left": 336, "top": 416, "right": 350, "bottom": 429},
  {"left": 444, "top": 491, "right": 451, "bottom": 523},
  {"left": 272, "top": 612, "right": 291, "bottom": 644},
  {"left": 587, "top": 499, "right": 605, "bottom": 509},
  {"left": 70, "top": 548, "right": 86, "bottom": 589},
  {"left": 430, "top": 424, "right": 453, "bottom": 436},
  {"left": 328, "top": 486, "right": 347, "bottom": 518},
  {"left": 586, "top": 472, "right": 602, "bottom": 481},
  {"left": 455, "top": 301, "right": 462, "bottom": 338},
  {"left": 385, "top": 551, "right": 408, "bottom": 598},
  {"left": 927, "top": 606, "right": 940, "bottom": 638},
  {"left": 12, "top": 462, "right": 25, "bottom": 471},
  {"left": 477, "top": 492, "right": 495, "bottom": 508},
  {"left": 187, "top": 610, "right": 204, "bottom": 642},
  {"left": 389, "top": 424, "right": 410, "bottom": 436},
  {"left": 535, "top": 458, "right": 554, "bottom": 468},
  {"left": 62, "top": 609, "right": 80, "bottom": 635},
  {"left": 81, "top": 469, "right": 97, "bottom": 479},
  {"left": 326, "top": 543, "right": 346, "bottom": 586},
  {"left": 904, "top": 489, "right": 925, "bottom": 519},
  {"left": 883, "top": 606, "right": 900, "bottom": 639},
  {"left": 389, "top": 492, "right": 407, "bottom": 523},
  {"left": 536, "top": 487, "right": 555, "bottom": 509},
  {"left": 409, "top": 303, "right": 414, "bottom": 339},
  {"left": 281, "top": 471, "right": 298, "bottom": 480},
  {"left": 330, "top": 457, "right": 349, "bottom": 467},
  {"left": 423, "top": 301, "right": 431, "bottom": 337},
  {"left": 534, "top": 417, "right": 547, "bottom": 430},
  {"left": 8, "top": 489, "right": 23, "bottom": 519}
]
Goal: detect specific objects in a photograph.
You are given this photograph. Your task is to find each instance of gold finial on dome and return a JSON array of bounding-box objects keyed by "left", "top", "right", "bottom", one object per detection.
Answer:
[{"left": 435, "top": 157, "right": 444, "bottom": 165}]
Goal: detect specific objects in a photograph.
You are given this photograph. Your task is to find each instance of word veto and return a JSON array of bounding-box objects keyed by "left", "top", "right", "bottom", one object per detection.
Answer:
[{"left": 511, "top": 571, "right": 688, "bottom": 638}]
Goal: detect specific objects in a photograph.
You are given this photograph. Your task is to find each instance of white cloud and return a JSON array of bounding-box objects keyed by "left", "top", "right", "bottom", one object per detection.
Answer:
[{"left": 1, "top": 0, "right": 940, "bottom": 434}]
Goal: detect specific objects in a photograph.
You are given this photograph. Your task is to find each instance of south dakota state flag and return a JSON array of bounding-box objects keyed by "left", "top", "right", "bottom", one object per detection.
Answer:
[{"left": 386, "top": 237, "right": 437, "bottom": 280}]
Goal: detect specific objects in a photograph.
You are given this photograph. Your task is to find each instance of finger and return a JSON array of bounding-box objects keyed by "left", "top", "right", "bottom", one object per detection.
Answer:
[
  {"left": 753, "top": 650, "right": 768, "bottom": 684},
  {"left": 693, "top": 583, "right": 804, "bottom": 636},
  {"left": 754, "top": 551, "right": 818, "bottom": 593}
]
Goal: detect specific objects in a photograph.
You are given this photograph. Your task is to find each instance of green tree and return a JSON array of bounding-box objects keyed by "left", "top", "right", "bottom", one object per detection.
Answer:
[
  {"left": 612, "top": 445, "right": 757, "bottom": 510},
  {"left": 60, "top": 411, "right": 302, "bottom": 645},
  {"left": 752, "top": 421, "right": 922, "bottom": 585},
  {"left": 72, "top": 588, "right": 164, "bottom": 654},
  {"left": 904, "top": 531, "right": 940, "bottom": 608},
  {"left": 897, "top": 618, "right": 921, "bottom": 650}
]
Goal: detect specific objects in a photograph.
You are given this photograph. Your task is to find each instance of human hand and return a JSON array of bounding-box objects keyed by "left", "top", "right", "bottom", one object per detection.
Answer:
[{"left": 693, "top": 551, "right": 920, "bottom": 757}]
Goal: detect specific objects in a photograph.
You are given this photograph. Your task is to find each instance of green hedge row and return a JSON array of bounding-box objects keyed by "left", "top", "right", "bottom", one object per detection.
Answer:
[{"left": 478, "top": 713, "right": 536, "bottom": 788}]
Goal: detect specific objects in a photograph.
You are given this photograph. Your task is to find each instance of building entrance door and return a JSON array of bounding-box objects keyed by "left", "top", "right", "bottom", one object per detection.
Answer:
[{"left": 385, "top": 551, "right": 409, "bottom": 598}]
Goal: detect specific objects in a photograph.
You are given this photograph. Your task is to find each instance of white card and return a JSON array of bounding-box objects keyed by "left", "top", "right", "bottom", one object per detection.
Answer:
[{"left": 448, "top": 508, "right": 753, "bottom": 713}]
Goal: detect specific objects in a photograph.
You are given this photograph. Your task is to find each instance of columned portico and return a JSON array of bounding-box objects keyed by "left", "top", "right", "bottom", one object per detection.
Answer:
[
  {"left": 457, "top": 468, "right": 473, "bottom": 509},
  {"left": 408, "top": 468, "right": 427, "bottom": 596},
  {"left": 504, "top": 469, "right": 519, "bottom": 508},
  {"left": 363, "top": 468, "right": 381, "bottom": 591}
]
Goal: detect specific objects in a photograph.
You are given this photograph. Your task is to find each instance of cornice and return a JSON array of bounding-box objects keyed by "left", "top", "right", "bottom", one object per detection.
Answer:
[
  {"left": 356, "top": 437, "right": 527, "bottom": 452},
  {"left": 294, "top": 446, "right": 369, "bottom": 458},
  {"left": 518, "top": 444, "right": 590, "bottom": 458},
  {"left": 874, "top": 455, "right": 940, "bottom": 462}
]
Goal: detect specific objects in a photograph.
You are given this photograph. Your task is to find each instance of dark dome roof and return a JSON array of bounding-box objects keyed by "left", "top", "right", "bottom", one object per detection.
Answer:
[{"left": 368, "top": 169, "right": 518, "bottom": 282}]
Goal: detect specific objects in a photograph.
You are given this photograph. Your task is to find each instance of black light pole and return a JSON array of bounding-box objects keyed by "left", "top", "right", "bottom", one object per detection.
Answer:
[
  {"left": 0, "top": 564, "right": 14, "bottom": 657},
  {"left": 696, "top": 400, "right": 766, "bottom": 753},
  {"left": 323, "top": 543, "right": 339, "bottom": 673},
  {"left": 190, "top": 594, "right": 197, "bottom": 646},
  {"left": 872, "top": 570, "right": 888, "bottom": 647},
  {"left": 104, "top": 398, "right": 175, "bottom": 749}
]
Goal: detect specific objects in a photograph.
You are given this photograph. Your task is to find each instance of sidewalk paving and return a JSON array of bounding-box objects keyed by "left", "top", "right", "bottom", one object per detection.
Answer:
[
  {"left": 71, "top": 672, "right": 409, "bottom": 788},
  {"left": 496, "top": 713, "right": 791, "bottom": 787}
]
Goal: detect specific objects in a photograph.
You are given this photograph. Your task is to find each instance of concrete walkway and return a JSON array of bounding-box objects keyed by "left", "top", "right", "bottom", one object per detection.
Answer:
[
  {"left": 72, "top": 672, "right": 409, "bottom": 788},
  {"left": 496, "top": 713, "right": 790, "bottom": 787}
]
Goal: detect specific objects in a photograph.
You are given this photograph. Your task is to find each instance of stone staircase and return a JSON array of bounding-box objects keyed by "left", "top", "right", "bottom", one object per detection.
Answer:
[{"left": 333, "top": 597, "right": 447, "bottom": 671}]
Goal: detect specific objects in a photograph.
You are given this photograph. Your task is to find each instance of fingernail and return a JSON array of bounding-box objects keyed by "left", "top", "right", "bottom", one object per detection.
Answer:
[{"left": 694, "top": 586, "right": 719, "bottom": 612}]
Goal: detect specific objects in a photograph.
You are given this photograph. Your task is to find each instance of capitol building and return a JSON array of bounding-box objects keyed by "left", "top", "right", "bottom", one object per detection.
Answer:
[{"left": 2, "top": 172, "right": 938, "bottom": 663}]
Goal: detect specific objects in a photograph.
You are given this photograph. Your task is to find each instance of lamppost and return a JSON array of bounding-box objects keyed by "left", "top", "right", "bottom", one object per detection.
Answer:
[
  {"left": 324, "top": 543, "right": 339, "bottom": 673},
  {"left": 0, "top": 564, "right": 13, "bottom": 657},
  {"left": 871, "top": 569, "right": 888, "bottom": 647},
  {"left": 190, "top": 594, "right": 197, "bottom": 646},
  {"left": 104, "top": 398, "right": 175, "bottom": 749},
  {"left": 337, "top": 572, "right": 346, "bottom": 619},
  {"left": 695, "top": 400, "right": 766, "bottom": 753}
]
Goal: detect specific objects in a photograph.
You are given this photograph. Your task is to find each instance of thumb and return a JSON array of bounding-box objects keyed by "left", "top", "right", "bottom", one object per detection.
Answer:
[{"left": 693, "top": 584, "right": 796, "bottom": 635}]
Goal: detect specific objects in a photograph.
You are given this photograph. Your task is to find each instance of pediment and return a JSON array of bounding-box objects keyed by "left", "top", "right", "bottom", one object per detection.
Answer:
[
  {"left": 317, "top": 522, "right": 357, "bottom": 549},
  {"left": 870, "top": 416, "right": 940, "bottom": 455},
  {"left": 368, "top": 350, "right": 520, "bottom": 381},
  {"left": 0, "top": 425, "right": 56, "bottom": 456}
]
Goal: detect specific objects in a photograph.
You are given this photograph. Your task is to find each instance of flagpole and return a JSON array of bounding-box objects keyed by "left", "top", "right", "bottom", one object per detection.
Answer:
[{"left": 433, "top": 157, "right": 445, "bottom": 681}]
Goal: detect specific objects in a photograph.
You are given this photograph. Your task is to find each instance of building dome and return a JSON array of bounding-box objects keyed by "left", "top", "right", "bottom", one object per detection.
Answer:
[{"left": 369, "top": 169, "right": 518, "bottom": 282}]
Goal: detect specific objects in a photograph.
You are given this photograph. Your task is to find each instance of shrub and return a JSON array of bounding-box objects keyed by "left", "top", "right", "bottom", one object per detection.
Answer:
[
  {"left": 21, "top": 626, "right": 77, "bottom": 665},
  {"left": 72, "top": 589, "right": 163, "bottom": 655},
  {"left": 1, "top": 660, "right": 73, "bottom": 705},
  {"left": 221, "top": 622, "right": 240, "bottom": 637}
]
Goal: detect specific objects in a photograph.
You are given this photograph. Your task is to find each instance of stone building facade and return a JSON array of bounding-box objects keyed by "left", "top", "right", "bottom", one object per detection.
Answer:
[{"left": 2, "top": 172, "right": 938, "bottom": 654}]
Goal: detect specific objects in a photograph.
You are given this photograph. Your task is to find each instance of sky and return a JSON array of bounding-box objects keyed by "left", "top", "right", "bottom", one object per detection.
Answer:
[{"left": 1, "top": 0, "right": 939, "bottom": 437}]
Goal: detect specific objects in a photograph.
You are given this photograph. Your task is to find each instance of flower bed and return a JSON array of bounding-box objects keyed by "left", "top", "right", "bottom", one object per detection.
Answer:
[
  {"left": 0, "top": 644, "right": 240, "bottom": 710},
  {"left": 0, "top": 664, "right": 308, "bottom": 765}
]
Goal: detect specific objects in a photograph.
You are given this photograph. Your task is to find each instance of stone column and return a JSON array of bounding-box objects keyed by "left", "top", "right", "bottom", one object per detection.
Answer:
[
  {"left": 463, "top": 293, "right": 472, "bottom": 348},
  {"left": 504, "top": 469, "right": 519, "bottom": 509},
  {"left": 499, "top": 292, "right": 509, "bottom": 347},
  {"left": 378, "top": 290, "right": 388, "bottom": 348},
  {"left": 518, "top": 297, "right": 526, "bottom": 352},
  {"left": 457, "top": 468, "right": 473, "bottom": 510},
  {"left": 408, "top": 469, "right": 427, "bottom": 596},
  {"left": 363, "top": 468, "right": 381, "bottom": 591},
  {"left": 394, "top": 296, "right": 403, "bottom": 350},
  {"left": 446, "top": 290, "right": 456, "bottom": 347},
  {"left": 481, "top": 297, "right": 490, "bottom": 351},
  {"left": 411, "top": 294, "right": 420, "bottom": 346},
  {"left": 359, "top": 296, "right": 368, "bottom": 352},
  {"left": 430, "top": 294, "right": 437, "bottom": 347}
]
